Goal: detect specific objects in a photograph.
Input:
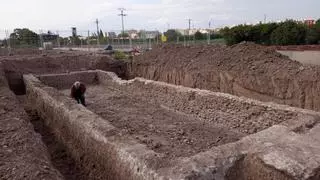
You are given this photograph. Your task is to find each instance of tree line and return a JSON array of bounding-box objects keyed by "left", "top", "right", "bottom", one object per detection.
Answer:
[
  {"left": 163, "top": 29, "right": 223, "bottom": 42},
  {"left": 2, "top": 19, "right": 320, "bottom": 47},
  {"left": 220, "top": 19, "right": 320, "bottom": 45}
]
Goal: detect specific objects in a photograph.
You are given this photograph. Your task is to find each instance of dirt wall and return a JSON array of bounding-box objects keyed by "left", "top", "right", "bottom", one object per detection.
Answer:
[
  {"left": 0, "top": 63, "right": 63, "bottom": 180},
  {"left": 130, "top": 43, "right": 320, "bottom": 112},
  {"left": 38, "top": 70, "right": 311, "bottom": 135},
  {"left": 0, "top": 53, "right": 127, "bottom": 95},
  {"left": 0, "top": 48, "right": 42, "bottom": 56},
  {"left": 97, "top": 71, "right": 314, "bottom": 135},
  {"left": 31, "top": 70, "right": 320, "bottom": 179},
  {"left": 39, "top": 71, "right": 99, "bottom": 89},
  {"left": 24, "top": 74, "right": 169, "bottom": 180}
]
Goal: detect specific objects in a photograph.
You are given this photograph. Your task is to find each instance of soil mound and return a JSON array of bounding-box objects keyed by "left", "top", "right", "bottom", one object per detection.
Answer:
[{"left": 131, "top": 43, "right": 320, "bottom": 111}]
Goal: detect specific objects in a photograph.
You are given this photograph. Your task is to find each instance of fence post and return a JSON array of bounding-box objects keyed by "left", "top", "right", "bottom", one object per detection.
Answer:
[
  {"left": 56, "top": 31, "right": 60, "bottom": 48},
  {"left": 5, "top": 29, "right": 11, "bottom": 56}
]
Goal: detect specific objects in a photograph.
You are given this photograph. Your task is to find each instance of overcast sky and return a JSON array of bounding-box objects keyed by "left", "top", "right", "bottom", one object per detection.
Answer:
[{"left": 0, "top": 0, "right": 319, "bottom": 35}]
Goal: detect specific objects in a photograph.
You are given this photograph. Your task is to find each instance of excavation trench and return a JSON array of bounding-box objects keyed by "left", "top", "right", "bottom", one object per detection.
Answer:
[
  {"left": 2, "top": 47, "right": 320, "bottom": 179},
  {"left": 20, "top": 69, "right": 320, "bottom": 179},
  {"left": 17, "top": 96, "right": 88, "bottom": 180}
]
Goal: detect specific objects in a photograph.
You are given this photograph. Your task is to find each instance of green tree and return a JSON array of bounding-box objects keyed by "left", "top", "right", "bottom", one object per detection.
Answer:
[
  {"left": 221, "top": 24, "right": 253, "bottom": 45},
  {"left": 306, "top": 19, "right": 320, "bottom": 44},
  {"left": 99, "top": 29, "right": 104, "bottom": 38},
  {"left": 10, "top": 28, "right": 40, "bottom": 46},
  {"left": 270, "top": 20, "right": 307, "bottom": 45},
  {"left": 259, "top": 23, "right": 279, "bottom": 45},
  {"left": 194, "top": 31, "right": 204, "bottom": 40},
  {"left": 118, "top": 33, "right": 129, "bottom": 38},
  {"left": 164, "top": 29, "right": 182, "bottom": 42}
]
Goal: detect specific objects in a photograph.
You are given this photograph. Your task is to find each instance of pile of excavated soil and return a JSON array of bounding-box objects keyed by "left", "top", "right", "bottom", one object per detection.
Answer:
[
  {"left": 133, "top": 43, "right": 317, "bottom": 79},
  {"left": 61, "top": 85, "right": 244, "bottom": 158},
  {"left": 130, "top": 43, "right": 320, "bottom": 111}
]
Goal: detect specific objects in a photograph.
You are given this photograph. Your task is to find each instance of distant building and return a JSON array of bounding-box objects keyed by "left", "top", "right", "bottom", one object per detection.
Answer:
[
  {"left": 78, "top": 36, "right": 87, "bottom": 40},
  {"left": 139, "top": 30, "right": 160, "bottom": 39},
  {"left": 175, "top": 29, "right": 205, "bottom": 35},
  {"left": 126, "top": 30, "right": 139, "bottom": 39},
  {"left": 40, "top": 31, "right": 59, "bottom": 42},
  {"left": 107, "top": 32, "right": 117, "bottom": 38},
  {"left": 199, "top": 29, "right": 209, "bottom": 34},
  {"left": 304, "top": 19, "right": 315, "bottom": 27}
]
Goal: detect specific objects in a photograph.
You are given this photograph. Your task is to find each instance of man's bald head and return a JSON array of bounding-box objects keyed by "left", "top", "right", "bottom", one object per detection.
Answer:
[{"left": 74, "top": 81, "right": 81, "bottom": 89}]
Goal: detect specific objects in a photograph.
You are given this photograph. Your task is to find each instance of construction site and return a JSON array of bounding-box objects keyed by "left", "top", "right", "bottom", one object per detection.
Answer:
[{"left": 1, "top": 43, "right": 320, "bottom": 180}]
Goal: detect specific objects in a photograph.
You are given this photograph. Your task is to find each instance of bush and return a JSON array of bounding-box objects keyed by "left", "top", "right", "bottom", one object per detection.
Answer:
[
  {"left": 306, "top": 20, "right": 320, "bottom": 44},
  {"left": 114, "top": 51, "right": 126, "bottom": 60},
  {"left": 270, "top": 20, "right": 307, "bottom": 45},
  {"left": 195, "top": 31, "right": 204, "bottom": 40},
  {"left": 220, "top": 19, "right": 320, "bottom": 46}
]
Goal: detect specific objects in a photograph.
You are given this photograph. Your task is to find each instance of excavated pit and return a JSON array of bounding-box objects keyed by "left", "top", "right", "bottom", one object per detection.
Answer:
[
  {"left": 1, "top": 47, "right": 320, "bottom": 179},
  {"left": 22, "top": 70, "right": 320, "bottom": 179},
  {"left": 17, "top": 96, "right": 88, "bottom": 180}
]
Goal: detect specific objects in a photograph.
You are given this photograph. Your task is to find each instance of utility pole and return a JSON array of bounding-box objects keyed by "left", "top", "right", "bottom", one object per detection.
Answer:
[
  {"left": 87, "top": 30, "right": 90, "bottom": 51},
  {"left": 188, "top": 19, "right": 192, "bottom": 30},
  {"left": 118, "top": 8, "right": 127, "bottom": 47},
  {"left": 264, "top": 14, "right": 267, "bottom": 24},
  {"left": 56, "top": 30, "right": 60, "bottom": 48},
  {"left": 95, "top": 18, "right": 100, "bottom": 46},
  {"left": 208, "top": 20, "right": 211, "bottom": 45},
  {"left": 187, "top": 19, "right": 192, "bottom": 45}
]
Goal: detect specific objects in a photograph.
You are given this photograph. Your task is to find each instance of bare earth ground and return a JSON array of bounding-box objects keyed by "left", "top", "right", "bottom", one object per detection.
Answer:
[
  {"left": 61, "top": 85, "right": 245, "bottom": 158},
  {"left": 130, "top": 43, "right": 320, "bottom": 111},
  {"left": 17, "top": 96, "right": 87, "bottom": 180},
  {"left": 0, "top": 90, "right": 62, "bottom": 179}
]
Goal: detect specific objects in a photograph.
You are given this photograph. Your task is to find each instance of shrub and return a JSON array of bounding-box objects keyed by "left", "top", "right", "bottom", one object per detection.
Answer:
[
  {"left": 114, "top": 51, "right": 126, "bottom": 60},
  {"left": 270, "top": 20, "right": 307, "bottom": 45}
]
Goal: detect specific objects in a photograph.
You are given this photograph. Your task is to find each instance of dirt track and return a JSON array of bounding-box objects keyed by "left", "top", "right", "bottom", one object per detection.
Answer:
[{"left": 62, "top": 85, "right": 244, "bottom": 158}]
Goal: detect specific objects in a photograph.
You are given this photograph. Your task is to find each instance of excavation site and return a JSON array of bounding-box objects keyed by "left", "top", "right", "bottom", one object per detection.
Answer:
[{"left": 1, "top": 44, "right": 320, "bottom": 180}]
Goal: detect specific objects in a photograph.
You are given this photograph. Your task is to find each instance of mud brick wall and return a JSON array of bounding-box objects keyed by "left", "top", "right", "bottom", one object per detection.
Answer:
[
  {"left": 23, "top": 74, "right": 169, "bottom": 180},
  {"left": 38, "top": 71, "right": 99, "bottom": 89},
  {"left": 0, "top": 63, "right": 63, "bottom": 180}
]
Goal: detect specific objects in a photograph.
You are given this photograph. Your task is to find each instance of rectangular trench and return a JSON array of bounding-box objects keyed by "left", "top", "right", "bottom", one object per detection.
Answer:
[{"left": 23, "top": 70, "right": 320, "bottom": 180}]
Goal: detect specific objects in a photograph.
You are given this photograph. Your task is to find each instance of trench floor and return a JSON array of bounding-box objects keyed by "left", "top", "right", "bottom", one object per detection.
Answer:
[
  {"left": 17, "top": 96, "right": 87, "bottom": 180},
  {"left": 61, "top": 85, "right": 245, "bottom": 158}
]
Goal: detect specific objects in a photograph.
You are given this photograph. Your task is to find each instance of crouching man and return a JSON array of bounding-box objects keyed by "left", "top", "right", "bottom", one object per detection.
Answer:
[{"left": 70, "top": 81, "right": 87, "bottom": 106}]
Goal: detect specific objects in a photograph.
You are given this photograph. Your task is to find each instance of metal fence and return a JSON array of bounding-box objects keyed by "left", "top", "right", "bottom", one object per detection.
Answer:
[{"left": 0, "top": 29, "right": 225, "bottom": 56}]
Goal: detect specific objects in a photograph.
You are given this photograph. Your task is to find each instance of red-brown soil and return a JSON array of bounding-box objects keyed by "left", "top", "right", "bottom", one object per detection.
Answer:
[
  {"left": 61, "top": 85, "right": 245, "bottom": 158},
  {"left": 130, "top": 43, "right": 320, "bottom": 111}
]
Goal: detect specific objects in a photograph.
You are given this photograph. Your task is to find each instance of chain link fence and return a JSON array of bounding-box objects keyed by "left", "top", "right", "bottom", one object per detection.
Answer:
[{"left": 0, "top": 28, "right": 225, "bottom": 56}]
